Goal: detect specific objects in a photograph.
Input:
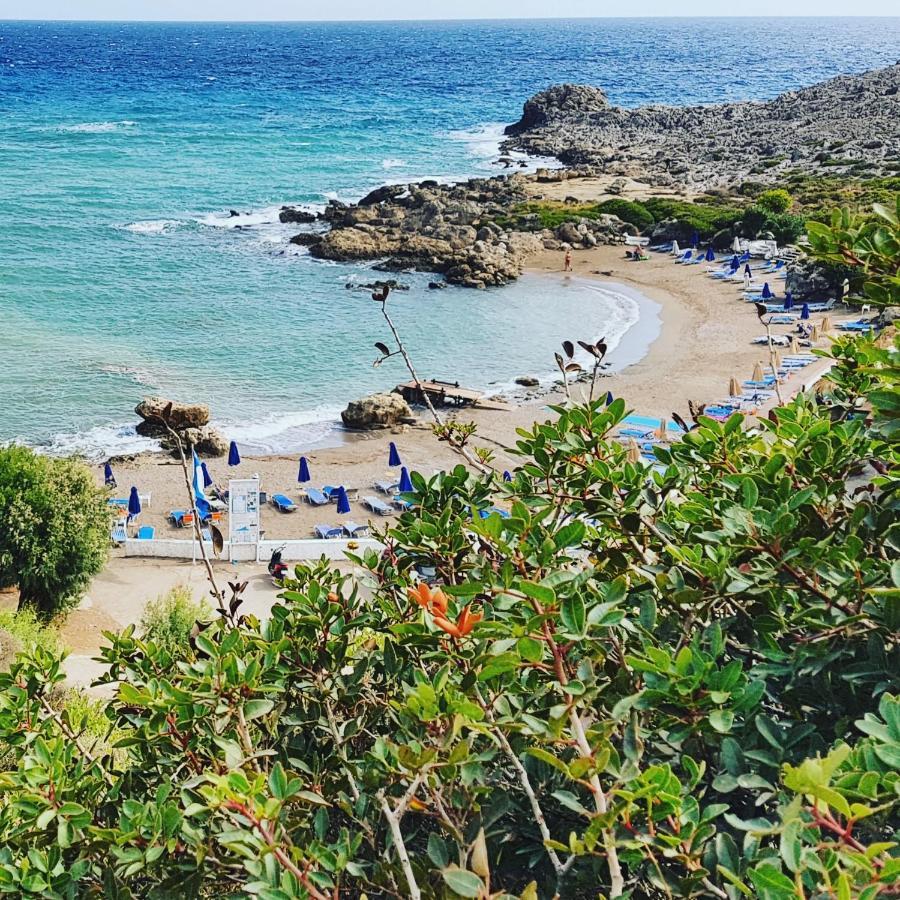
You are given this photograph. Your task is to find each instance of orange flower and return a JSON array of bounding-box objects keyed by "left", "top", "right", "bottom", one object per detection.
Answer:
[
  {"left": 433, "top": 615, "right": 462, "bottom": 638},
  {"left": 434, "top": 605, "right": 483, "bottom": 639},
  {"left": 457, "top": 605, "right": 482, "bottom": 636},
  {"left": 407, "top": 583, "right": 432, "bottom": 609},
  {"left": 407, "top": 583, "right": 448, "bottom": 615}
]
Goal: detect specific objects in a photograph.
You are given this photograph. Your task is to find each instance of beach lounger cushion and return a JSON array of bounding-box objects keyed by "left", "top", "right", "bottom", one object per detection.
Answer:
[
  {"left": 343, "top": 521, "right": 369, "bottom": 538},
  {"left": 272, "top": 493, "right": 298, "bottom": 512},
  {"left": 374, "top": 479, "right": 399, "bottom": 495},
  {"left": 363, "top": 496, "right": 393, "bottom": 516},
  {"left": 315, "top": 524, "right": 343, "bottom": 539},
  {"left": 137, "top": 525, "right": 155, "bottom": 540},
  {"left": 304, "top": 488, "right": 330, "bottom": 506}
]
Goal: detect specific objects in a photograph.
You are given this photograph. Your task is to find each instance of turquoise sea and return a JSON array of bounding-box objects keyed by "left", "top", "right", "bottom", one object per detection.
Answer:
[{"left": 2, "top": 18, "right": 899, "bottom": 456}]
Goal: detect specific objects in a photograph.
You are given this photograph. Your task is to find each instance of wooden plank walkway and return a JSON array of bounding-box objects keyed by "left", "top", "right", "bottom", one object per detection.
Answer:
[{"left": 396, "top": 380, "right": 514, "bottom": 411}]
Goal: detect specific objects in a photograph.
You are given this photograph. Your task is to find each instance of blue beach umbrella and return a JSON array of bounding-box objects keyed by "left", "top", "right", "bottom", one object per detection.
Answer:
[
  {"left": 744, "top": 264, "right": 752, "bottom": 277},
  {"left": 335, "top": 486, "right": 351, "bottom": 515},
  {"left": 783, "top": 291, "right": 794, "bottom": 311},
  {"left": 388, "top": 441, "right": 401, "bottom": 467},
  {"left": 705, "top": 246, "right": 715, "bottom": 262},
  {"left": 103, "top": 461, "right": 116, "bottom": 487},
  {"left": 761, "top": 282, "right": 772, "bottom": 300},
  {"left": 228, "top": 441, "right": 241, "bottom": 467},
  {"left": 801, "top": 303, "right": 810, "bottom": 320},
  {"left": 128, "top": 486, "right": 142, "bottom": 517},
  {"left": 298, "top": 456, "right": 311, "bottom": 483},
  {"left": 398, "top": 466, "right": 414, "bottom": 494},
  {"left": 605, "top": 391, "right": 614, "bottom": 406},
  {"left": 691, "top": 231, "right": 700, "bottom": 248},
  {"left": 200, "top": 462, "right": 213, "bottom": 488},
  {"left": 729, "top": 255, "right": 739, "bottom": 270},
  {"left": 503, "top": 470, "right": 512, "bottom": 482}
]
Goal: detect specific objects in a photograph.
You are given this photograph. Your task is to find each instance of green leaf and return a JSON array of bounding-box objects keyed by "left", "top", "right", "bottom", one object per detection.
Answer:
[
  {"left": 559, "top": 594, "right": 585, "bottom": 637},
  {"left": 427, "top": 833, "right": 450, "bottom": 868},
  {"left": 748, "top": 864, "right": 795, "bottom": 899},
  {"left": 525, "top": 748, "right": 570, "bottom": 776},
  {"left": 519, "top": 581, "right": 555, "bottom": 605},
  {"left": 639, "top": 595, "right": 657, "bottom": 631},
  {"left": 268, "top": 763, "right": 287, "bottom": 800},
  {"left": 441, "top": 867, "right": 483, "bottom": 898},
  {"left": 710, "top": 710, "right": 735, "bottom": 734},
  {"left": 244, "top": 699, "right": 274, "bottom": 721}
]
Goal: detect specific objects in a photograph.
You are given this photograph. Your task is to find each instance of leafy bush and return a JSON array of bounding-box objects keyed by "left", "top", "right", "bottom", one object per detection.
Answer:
[
  {"left": 139, "top": 584, "right": 210, "bottom": 657},
  {"left": 0, "top": 607, "right": 61, "bottom": 669},
  {"left": 756, "top": 188, "right": 792, "bottom": 213},
  {"left": 596, "top": 199, "right": 655, "bottom": 231},
  {"left": 642, "top": 197, "right": 744, "bottom": 237},
  {"left": 741, "top": 205, "right": 806, "bottom": 244},
  {"left": 0, "top": 327, "right": 896, "bottom": 897},
  {"left": 0, "top": 447, "right": 110, "bottom": 618}
]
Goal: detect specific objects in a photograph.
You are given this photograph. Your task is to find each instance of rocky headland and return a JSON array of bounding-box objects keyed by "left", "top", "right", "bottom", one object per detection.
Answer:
[
  {"left": 280, "top": 63, "right": 899, "bottom": 289},
  {"left": 503, "top": 64, "right": 900, "bottom": 189}
]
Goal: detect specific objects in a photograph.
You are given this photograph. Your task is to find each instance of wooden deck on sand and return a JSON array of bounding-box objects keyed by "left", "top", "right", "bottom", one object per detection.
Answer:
[{"left": 396, "top": 380, "right": 514, "bottom": 411}]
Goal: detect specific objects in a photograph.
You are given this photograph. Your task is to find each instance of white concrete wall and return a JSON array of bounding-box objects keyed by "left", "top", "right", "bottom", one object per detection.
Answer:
[{"left": 124, "top": 537, "right": 382, "bottom": 562}]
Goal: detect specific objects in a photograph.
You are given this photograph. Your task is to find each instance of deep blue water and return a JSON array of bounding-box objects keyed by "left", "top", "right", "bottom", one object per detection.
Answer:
[{"left": 1, "top": 18, "right": 898, "bottom": 455}]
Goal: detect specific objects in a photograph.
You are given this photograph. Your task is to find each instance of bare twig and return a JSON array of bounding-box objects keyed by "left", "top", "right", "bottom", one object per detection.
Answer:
[{"left": 378, "top": 774, "right": 425, "bottom": 900}]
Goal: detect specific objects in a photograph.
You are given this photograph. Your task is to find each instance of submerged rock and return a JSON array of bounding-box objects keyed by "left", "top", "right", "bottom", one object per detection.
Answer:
[
  {"left": 279, "top": 206, "right": 318, "bottom": 224},
  {"left": 341, "top": 393, "right": 414, "bottom": 430}
]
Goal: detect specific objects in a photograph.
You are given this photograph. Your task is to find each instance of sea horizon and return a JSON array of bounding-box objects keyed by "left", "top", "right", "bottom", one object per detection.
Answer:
[{"left": 2, "top": 16, "right": 899, "bottom": 458}]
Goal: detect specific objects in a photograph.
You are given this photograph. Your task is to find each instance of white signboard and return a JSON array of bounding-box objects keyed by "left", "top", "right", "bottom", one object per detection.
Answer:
[{"left": 228, "top": 477, "right": 260, "bottom": 561}]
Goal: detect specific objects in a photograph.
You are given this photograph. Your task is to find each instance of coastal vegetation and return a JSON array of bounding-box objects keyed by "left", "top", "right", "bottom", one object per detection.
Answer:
[
  {"left": 0, "top": 205, "right": 896, "bottom": 898},
  {"left": 0, "top": 447, "right": 109, "bottom": 618}
]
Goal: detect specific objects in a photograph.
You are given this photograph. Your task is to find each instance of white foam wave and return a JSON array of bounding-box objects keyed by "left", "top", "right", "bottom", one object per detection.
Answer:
[
  {"left": 55, "top": 120, "right": 138, "bottom": 134},
  {"left": 220, "top": 405, "right": 344, "bottom": 455},
  {"left": 38, "top": 423, "right": 160, "bottom": 462},
  {"left": 444, "top": 122, "right": 563, "bottom": 173},
  {"left": 120, "top": 219, "right": 180, "bottom": 234},
  {"left": 382, "top": 158, "right": 406, "bottom": 169}
]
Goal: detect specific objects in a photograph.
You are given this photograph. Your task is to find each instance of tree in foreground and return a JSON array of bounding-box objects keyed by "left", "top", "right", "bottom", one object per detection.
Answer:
[
  {"left": 0, "top": 446, "right": 110, "bottom": 618},
  {"left": 0, "top": 203, "right": 897, "bottom": 897},
  {"left": 0, "top": 329, "right": 896, "bottom": 898}
]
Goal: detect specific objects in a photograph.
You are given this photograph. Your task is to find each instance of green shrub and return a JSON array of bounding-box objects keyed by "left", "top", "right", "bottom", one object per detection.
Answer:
[
  {"left": 642, "top": 197, "right": 743, "bottom": 237},
  {"left": 139, "top": 585, "right": 210, "bottom": 657},
  {"left": 596, "top": 199, "right": 654, "bottom": 231},
  {"left": 0, "top": 447, "right": 110, "bottom": 618},
  {"left": 0, "top": 607, "right": 61, "bottom": 666},
  {"left": 756, "top": 187, "right": 792, "bottom": 213},
  {"left": 742, "top": 205, "right": 806, "bottom": 244}
]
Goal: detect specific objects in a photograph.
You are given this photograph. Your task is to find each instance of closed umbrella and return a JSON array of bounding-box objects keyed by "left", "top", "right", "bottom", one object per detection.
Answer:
[
  {"left": 200, "top": 462, "right": 213, "bottom": 488},
  {"left": 503, "top": 470, "right": 512, "bottom": 482},
  {"left": 790, "top": 336, "right": 800, "bottom": 354},
  {"left": 388, "top": 441, "right": 401, "bottom": 467},
  {"left": 729, "top": 376, "right": 741, "bottom": 396},
  {"left": 103, "top": 462, "right": 116, "bottom": 487},
  {"left": 335, "top": 486, "right": 351, "bottom": 515},
  {"left": 732, "top": 236, "right": 742, "bottom": 253},
  {"left": 128, "top": 486, "right": 142, "bottom": 518},
  {"left": 811, "top": 324, "right": 821, "bottom": 342},
  {"left": 761, "top": 282, "right": 772, "bottom": 300},
  {"left": 655, "top": 419, "right": 668, "bottom": 441},
  {"left": 398, "top": 466, "right": 414, "bottom": 494},
  {"left": 821, "top": 315, "right": 833, "bottom": 332},
  {"left": 705, "top": 246, "right": 715, "bottom": 262},
  {"left": 670, "top": 239, "right": 680, "bottom": 257},
  {"left": 774, "top": 350, "right": 782, "bottom": 370},
  {"left": 730, "top": 255, "right": 739, "bottom": 270},
  {"left": 783, "top": 291, "right": 793, "bottom": 310},
  {"left": 605, "top": 390, "right": 614, "bottom": 406},
  {"left": 752, "top": 361, "right": 765, "bottom": 382},
  {"left": 298, "top": 456, "right": 311, "bottom": 483},
  {"left": 691, "top": 231, "right": 700, "bottom": 248},
  {"left": 744, "top": 264, "right": 752, "bottom": 277},
  {"left": 228, "top": 441, "right": 241, "bottom": 467},
  {"left": 800, "top": 303, "right": 810, "bottom": 321}
]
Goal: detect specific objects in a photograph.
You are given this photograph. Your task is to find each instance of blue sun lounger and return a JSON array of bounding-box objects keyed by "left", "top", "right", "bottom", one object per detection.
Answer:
[
  {"left": 363, "top": 496, "right": 393, "bottom": 516},
  {"left": 304, "top": 488, "right": 330, "bottom": 506},
  {"left": 315, "top": 524, "right": 343, "bottom": 539},
  {"left": 343, "top": 521, "right": 369, "bottom": 538},
  {"left": 271, "top": 493, "right": 298, "bottom": 513},
  {"left": 110, "top": 523, "right": 127, "bottom": 545},
  {"left": 136, "top": 525, "right": 155, "bottom": 540},
  {"left": 374, "top": 479, "right": 400, "bottom": 495}
]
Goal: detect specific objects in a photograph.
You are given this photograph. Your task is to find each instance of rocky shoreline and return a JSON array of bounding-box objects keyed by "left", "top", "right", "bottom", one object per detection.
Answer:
[{"left": 277, "top": 62, "right": 899, "bottom": 289}]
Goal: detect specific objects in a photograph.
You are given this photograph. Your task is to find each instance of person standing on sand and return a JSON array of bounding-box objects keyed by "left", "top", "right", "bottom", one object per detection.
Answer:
[{"left": 564, "top": 249, "right": 572, "bottom": 272}]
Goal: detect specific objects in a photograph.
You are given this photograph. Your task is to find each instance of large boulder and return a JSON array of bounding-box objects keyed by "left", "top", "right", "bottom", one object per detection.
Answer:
[
  {"left": 279, "top": 206, "right": 317, "bottom": 224},
  {"left": 135, "top": 397, "right": 210, "bottom": 436},
  {"left": 160, "top": 425, "right": 228, "bottom": 458},
  {"left": 785, "top": 257, "right": 845, "bottom": 301},
  {"left": 358, "top": 184, "right": 408, "bottom": 207},
  {"left": 341, "top": 393, "right": 413, "bottom": 430},
  {"left": 505, "top": 84, "right": 610, "bottom": 134}
]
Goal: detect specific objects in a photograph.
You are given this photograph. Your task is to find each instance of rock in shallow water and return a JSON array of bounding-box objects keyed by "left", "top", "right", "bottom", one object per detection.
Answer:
[{"left": 341, "top": 393, "right": 414, "bottom": 430}]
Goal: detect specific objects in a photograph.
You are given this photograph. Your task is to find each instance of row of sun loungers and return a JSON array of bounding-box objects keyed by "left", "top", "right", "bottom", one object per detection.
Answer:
[{"left": 315, "top": 522, "right": 369, "bottom": 540}]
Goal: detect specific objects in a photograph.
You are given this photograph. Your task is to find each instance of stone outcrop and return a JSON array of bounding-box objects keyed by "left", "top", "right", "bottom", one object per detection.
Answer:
[
  {"left": 304, "top": 174, "right": 630, "bottom": 287},
  {"left": 503, "top": 63, "right": 900, "bottom": 189},
  {"left": 278, "top": 206, "right": 317, "bottom": 224},
  {"left": 135, "top": 397, "right": 210, "bottom": 435},
  {"left": 341, "top": 393, "right": 414, "bottom": 430},
  {"left": 134, "top": 397, "right": 227, "bottom": 457},
  {"left": 784, "top": 257, "right": 846, "bottom": 301}
]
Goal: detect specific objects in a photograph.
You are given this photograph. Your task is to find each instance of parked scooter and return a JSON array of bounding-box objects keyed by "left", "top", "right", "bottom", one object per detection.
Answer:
[{"left": 268, "top": 545, "right": 288, "bottom": 584}]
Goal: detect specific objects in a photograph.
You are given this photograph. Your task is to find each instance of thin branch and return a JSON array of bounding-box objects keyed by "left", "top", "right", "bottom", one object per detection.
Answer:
[{"left": 378, "top": 778, "right": 423, "bottom": 900}]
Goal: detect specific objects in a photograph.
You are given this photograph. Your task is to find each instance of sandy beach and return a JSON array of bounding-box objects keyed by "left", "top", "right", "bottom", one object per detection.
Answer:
[{"left": 41, "top": 240, "right": 839, "bottom": 686}]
